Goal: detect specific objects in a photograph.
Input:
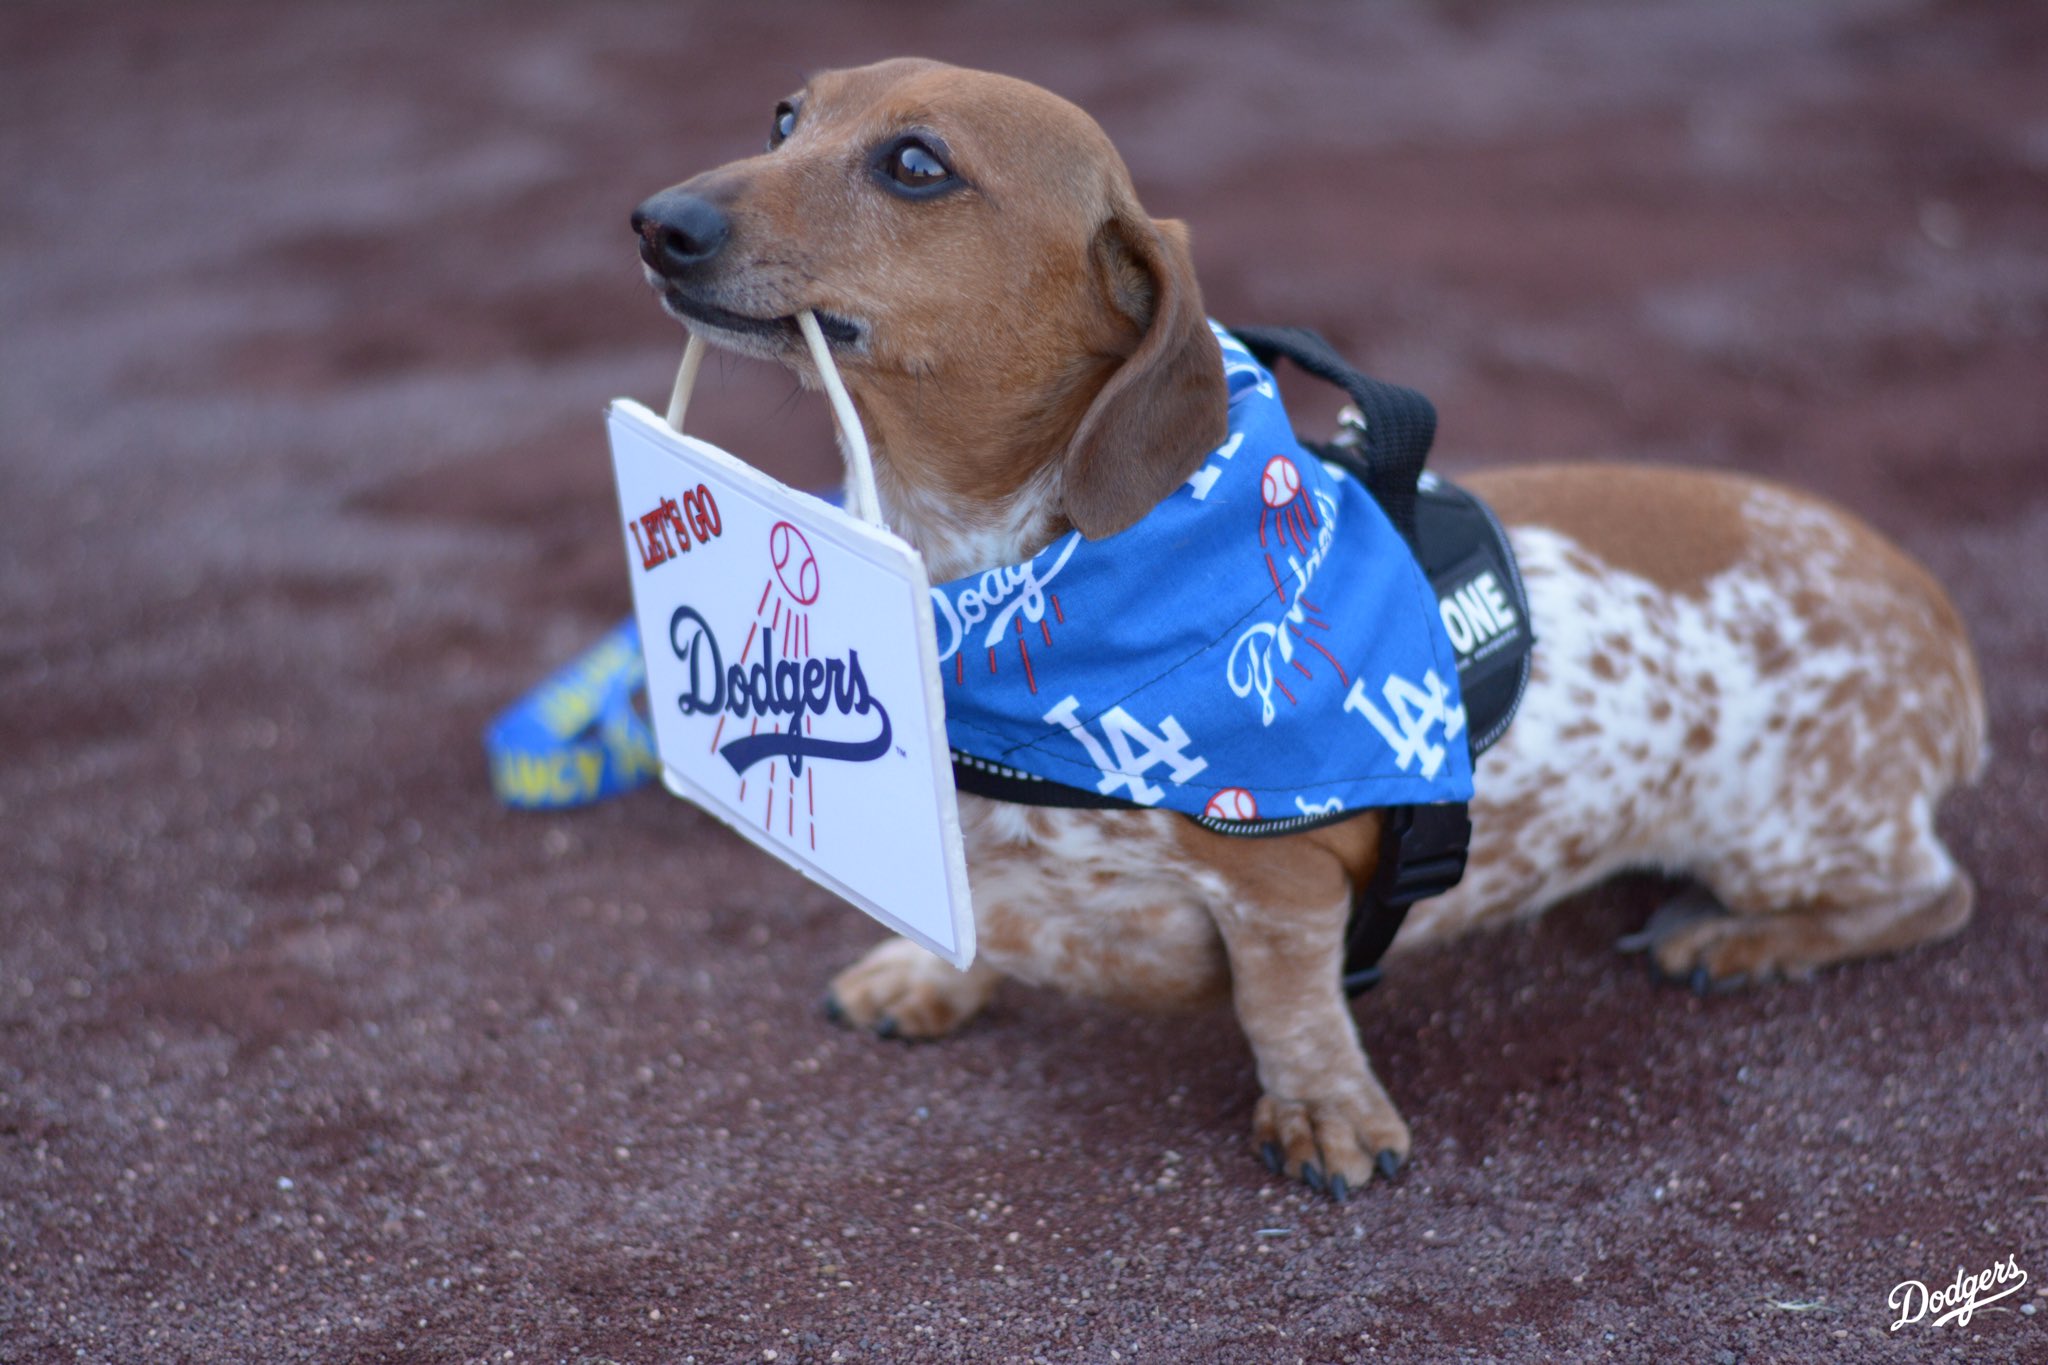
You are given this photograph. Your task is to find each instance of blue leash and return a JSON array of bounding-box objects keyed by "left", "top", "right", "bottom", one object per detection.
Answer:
[{"left": 482, "top": 618, "right": 658, "bottom": 809}]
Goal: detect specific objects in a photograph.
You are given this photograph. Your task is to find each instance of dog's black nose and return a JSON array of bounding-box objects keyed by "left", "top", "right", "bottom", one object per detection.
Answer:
[{"left": 632, "top": 190, "right": 729, "bottom": 275}]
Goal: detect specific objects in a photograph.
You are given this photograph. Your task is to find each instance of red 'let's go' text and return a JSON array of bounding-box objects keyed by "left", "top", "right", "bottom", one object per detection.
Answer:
[{"left": 631, "top": 484, "right": 722, "bottom": 570}]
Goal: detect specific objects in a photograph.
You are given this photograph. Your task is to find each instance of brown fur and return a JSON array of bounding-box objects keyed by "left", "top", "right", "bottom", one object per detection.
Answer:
[{"left": 1465, "top": 464, "right": 1751, "bottom": 597}]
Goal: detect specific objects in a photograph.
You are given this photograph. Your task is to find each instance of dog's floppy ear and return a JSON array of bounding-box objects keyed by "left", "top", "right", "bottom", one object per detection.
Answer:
[{"left": 1061, "top": 211, "right": 1229, "bottom": 539}]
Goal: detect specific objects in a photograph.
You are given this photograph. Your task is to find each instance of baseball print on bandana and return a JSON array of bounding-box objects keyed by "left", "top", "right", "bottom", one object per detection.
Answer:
[{"left": 933, "top": 323, "right": 1474, "bottom": 827}]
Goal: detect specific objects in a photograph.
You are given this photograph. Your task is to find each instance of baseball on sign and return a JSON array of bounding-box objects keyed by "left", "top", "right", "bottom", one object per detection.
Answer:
[
  {"left": 1204, "top": 787, "right": 1259, "bottom": 822},
  {"left": 769, "top": 519, "right": 821, "bottom": 604},
  {"left": 1260, "top": 456, "right": 1302, "bottom": 508}
]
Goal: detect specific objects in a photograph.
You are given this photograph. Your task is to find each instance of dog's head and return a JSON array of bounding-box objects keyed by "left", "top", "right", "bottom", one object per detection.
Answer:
[{"left": 633, "top": 58, "right": 1227, "bottom": 542}]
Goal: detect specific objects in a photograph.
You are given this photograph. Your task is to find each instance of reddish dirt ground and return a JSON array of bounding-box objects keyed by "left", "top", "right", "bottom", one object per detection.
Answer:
[{"left": 4, "top": 2, "right": 2046, "bottom": 1362}]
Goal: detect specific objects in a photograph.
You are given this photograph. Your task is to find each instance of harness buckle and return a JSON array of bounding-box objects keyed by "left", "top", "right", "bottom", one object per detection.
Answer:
[{"left": 1341, "top": 801, "right": 1472, "bottom": 996}]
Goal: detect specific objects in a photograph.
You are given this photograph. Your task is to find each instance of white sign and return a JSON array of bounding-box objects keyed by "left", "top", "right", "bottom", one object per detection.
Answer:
[{"left": 605, "top": 397, "right": 975, "bottom": 969}]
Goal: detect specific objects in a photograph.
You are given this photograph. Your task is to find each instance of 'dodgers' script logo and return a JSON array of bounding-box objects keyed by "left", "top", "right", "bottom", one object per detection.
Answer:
[
  {"left": 1889, "top": 1252, "right": 2029, "bottom": 1330},
  {"left": 662, "top": 520, "right": 897, "bottom": 851},
  {"left": 666, "top": 521, "right": 892, "bottom": 779},
  {"left": 669, "top": 608, "right": 891, "bottom": 776}
]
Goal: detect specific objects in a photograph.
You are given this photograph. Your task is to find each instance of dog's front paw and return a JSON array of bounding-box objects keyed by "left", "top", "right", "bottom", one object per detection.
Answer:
[
  {"left": 824, "top": 937, "right": 999, "bottom": 1041},
  {"left": 1252, "top": 1090, "right": 1411, "bottom": 1201}
]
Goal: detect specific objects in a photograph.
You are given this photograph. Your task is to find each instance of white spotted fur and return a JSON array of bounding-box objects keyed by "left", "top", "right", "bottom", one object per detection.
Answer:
[
  {"left": 904, "top": 477, "right": 1986, "bottom": 998},
  {"left": 1407, "top": 484, "right": 1981, "bottom": 951}
]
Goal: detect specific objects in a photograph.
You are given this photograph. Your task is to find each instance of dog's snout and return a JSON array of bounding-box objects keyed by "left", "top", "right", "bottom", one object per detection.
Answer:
[{"left": 632, "top": 190, "right": 730, "bottom": 275}]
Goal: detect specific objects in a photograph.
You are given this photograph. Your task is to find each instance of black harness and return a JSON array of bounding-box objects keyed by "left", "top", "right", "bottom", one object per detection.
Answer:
[{"left": 953, "top": 326, "right": 1534, "bottom": 995}]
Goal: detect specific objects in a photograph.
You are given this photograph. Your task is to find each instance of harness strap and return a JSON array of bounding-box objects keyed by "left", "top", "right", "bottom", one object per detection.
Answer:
[
  {"left": 1229, "top": 325, "right": 1437, "bottom": 544},
  {"left": 1341, "top": 801, "right": 1472, "bottom": 996}
]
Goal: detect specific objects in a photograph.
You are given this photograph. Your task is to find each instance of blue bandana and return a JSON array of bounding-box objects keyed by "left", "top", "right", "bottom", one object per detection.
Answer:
[{"left": 933, "top": 324, "right": 1474, "bottom": 833}]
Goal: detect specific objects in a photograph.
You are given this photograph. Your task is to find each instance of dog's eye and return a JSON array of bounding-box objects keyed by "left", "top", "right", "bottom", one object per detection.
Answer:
[
  {"left": 768, "top": 101, "right": 798, "bottom": 150},
  {"left": 889, "top": 142, "right": 946, "bottom": 185},
  {"left": 879, "top": 137, "right": 954, "bottom": 195}
]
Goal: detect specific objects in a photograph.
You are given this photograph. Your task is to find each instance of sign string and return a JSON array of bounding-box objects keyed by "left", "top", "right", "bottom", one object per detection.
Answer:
[{"left": 664, "top": 316, "right": 887, "bottom": 530}]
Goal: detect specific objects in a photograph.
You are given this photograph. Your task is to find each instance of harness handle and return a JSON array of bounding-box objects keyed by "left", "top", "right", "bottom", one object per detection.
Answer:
[{"left": 1229, "top": 325, "right": 1437, "bottom": 544}]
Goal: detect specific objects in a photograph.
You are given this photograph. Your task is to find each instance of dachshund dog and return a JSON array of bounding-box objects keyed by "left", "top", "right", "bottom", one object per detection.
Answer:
[{"left": 631, "top": 58, "right": 1987, "bottom": 1199}]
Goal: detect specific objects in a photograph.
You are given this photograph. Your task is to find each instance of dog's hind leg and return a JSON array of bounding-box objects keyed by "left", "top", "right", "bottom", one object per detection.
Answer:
[
  {"left": 1648, "top": 800, "right": 1975, "bottom": 988},
  {"left": 825, "top": 937, "right": 1003, "bottom": 1040}
]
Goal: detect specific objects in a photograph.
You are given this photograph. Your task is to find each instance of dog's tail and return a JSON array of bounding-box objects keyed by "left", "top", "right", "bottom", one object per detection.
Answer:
[
  {"left": 1944, "top": 611, "right": 1990, "bottom": 790},
  {"left": 1902, "top": 553, "right": 1989, "bottom": 794}
]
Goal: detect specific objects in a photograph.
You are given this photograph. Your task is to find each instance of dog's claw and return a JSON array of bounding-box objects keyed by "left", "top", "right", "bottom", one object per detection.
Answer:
[
  {"left": 1261, "top": 1141, "right": 1283, "bottom": 1175},
  {"left": 874, "top": 1015, "right": 900, "bottom": 1040},
  {"left": 1302, "top": 1162, "right": 1326, "bottom": 1195},
  {"left": 1328, "top": 1173, "right": 1350, "bottom": 1203},
  {"left": 1374, "top": 1149, "right": 1404, "bottom": 1182},
  {"left": 822, "top": 994, "right": 846, "bottom": 1024},
  {"left": 1689, "top": 967, "right": 1712, "bottom": 997}
]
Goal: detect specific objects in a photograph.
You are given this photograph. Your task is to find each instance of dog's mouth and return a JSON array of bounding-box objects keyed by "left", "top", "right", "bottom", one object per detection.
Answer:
[{"left": 653, "top": 278, "right": 864, "bottom": 349}]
